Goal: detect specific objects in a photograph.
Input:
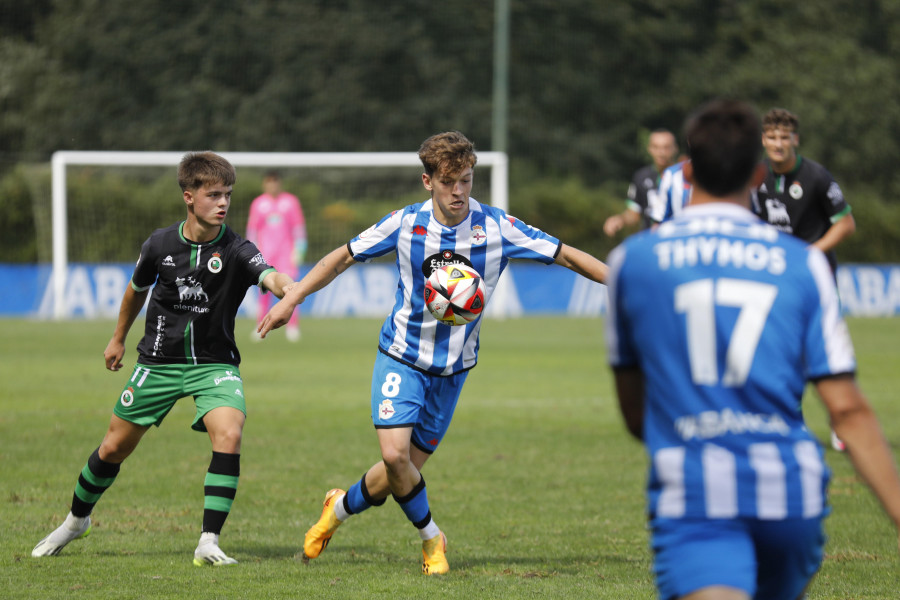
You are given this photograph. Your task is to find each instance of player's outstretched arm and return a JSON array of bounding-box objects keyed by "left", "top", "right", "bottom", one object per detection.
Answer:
[
  {"left": 811, "top": 213, "right": 856, "bottom": 254},
  {"left": 257, "top": 245, "right": 356, "bottom": 338},
  {"left": 260, "top": 271, "right": 295, "bottom": 300},
  {"left": 104, "top": 286, "right": 149, "bottom": 371},
  {"left": 816, "top": 374, "right": 900, "bottom": 551},
  {"left": 554, "top": 243, "right": 608, "bottom": 284},
  {"left": 603, "top": 209, "right": 640, "bottom": 237}
]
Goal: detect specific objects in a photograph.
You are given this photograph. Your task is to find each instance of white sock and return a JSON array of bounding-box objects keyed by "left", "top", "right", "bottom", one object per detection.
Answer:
[
  {"left": 198, "top": 532, "right": 219, "bottom": 547},
  {"left": 64, "top": 512, "right": 88, "bottom": 531},
  {"left": 418, "top": 519, "right": 441, "bottom": 541},
  {"left": 333, "top": 494, "right": 350, "bottom": 521}
]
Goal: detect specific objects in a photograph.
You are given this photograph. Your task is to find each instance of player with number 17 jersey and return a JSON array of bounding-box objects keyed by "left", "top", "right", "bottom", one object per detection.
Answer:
[
  {"left": 349, "top": 197, "right": 560, "bottom": 377},
  {"left": 605, "top": 203, "right": 856, "bottom": 521}
]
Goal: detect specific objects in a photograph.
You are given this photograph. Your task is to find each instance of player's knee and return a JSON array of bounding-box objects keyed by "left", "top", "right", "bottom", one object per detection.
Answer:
[
  {"left": 212, "top": 427, "right": 243, "bottom": 453},
  {"left": 380, "top": 447, "right": 411, "bottom": 474},
  {"left": 98, "top": 438, "right": 136, "bottom": 463}
]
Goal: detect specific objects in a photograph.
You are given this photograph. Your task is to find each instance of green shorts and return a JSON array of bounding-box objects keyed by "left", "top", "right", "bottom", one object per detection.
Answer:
[{"left": 114, "top": 363, "right": 247, "bottom": 432}]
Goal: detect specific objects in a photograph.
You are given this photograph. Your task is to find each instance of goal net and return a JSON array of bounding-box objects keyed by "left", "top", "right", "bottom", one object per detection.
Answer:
[{"left": 49, "top": 150, "right": 509, "bottom": 319}]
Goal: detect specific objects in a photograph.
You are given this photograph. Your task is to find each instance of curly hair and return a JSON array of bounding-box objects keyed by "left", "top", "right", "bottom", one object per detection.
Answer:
[
  {"left": 417, "top": 131, "right": 478, "bottom": 177},
  {"left": 762, "top": 108, "right": 799, "bottom": 134}
]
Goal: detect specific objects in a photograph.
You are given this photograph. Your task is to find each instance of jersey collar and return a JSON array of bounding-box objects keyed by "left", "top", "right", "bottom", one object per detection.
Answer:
[
  {"left": 768, "top": 155, "right": 803, "bottom": 178},
  {"left": 179, "top": 221, "right": 227, "bottom": 245}
]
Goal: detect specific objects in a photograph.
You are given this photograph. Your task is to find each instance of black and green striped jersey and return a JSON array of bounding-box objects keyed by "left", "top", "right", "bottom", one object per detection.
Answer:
[
  {"left": 756, "top": 156, "right": 851, "bottom": 272},
  {"left": 131, "top": 222, "right": 275, "bottom": 366}
]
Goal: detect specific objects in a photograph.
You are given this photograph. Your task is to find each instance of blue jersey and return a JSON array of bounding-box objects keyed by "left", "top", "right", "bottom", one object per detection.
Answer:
[
  {"left": 652, "top": 161, "right": 692, "bottom": 223},
  {"left": 605, "top": 202, "right": 856, "bottom": 520},
  {"left": 349, "top": 198, "right": 560, "bottom": 376}
]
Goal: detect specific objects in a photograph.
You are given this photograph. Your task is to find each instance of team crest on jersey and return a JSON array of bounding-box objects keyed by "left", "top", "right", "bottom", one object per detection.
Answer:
[
  {"left": 207, "top": 252, "right": 223, "bottom": 273},
  {"left": 789, "top": 182, "right": 803, "bottom": 200},
  {"left": 120, "top": 386, "right": 135, "bottom": 407},
  {"left": 470, "top": 225, "right": 486, "bottom": 245},
  {"left": 378, "top": 399, "right": 395, "bottom": 420}
]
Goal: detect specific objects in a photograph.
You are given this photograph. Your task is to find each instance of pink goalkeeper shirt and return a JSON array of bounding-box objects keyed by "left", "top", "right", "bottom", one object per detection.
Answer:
[{"left": 245, "top": 192, "right": 306, "bottom": 271}]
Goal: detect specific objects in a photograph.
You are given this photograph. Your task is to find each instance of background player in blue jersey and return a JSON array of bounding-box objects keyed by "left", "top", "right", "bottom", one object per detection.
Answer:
[
  {"left": 605, "top": 99, "right": 900, "bottom": 600},
  {"left": 604, "top": 128, "right": 679, "bottom": 236},
  {"left": 258, "top": 130, "right": 608, "bottom": 575},
  {"left": 32, "top": 152, "right": 295, "bottom": 566},
  {"left": 653, "top": 159, "right": 692, "bottom": 224}
]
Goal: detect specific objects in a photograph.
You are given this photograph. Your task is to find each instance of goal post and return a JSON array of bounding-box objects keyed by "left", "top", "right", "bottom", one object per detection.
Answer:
[{"left": 50, "top": 150, "right": 509, "bottom": 319}]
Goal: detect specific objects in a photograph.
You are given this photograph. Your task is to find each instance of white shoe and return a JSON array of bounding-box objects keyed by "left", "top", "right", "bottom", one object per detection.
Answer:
[
  {"left": 193, "top": 533, "right": 238, "bottom": 566},
  {"left": 32, "top": 513, "right": 91, "bottom": 557},
  {"left": 286, "top": 327, "right": 301, "bottom": 342},
  {"left": 831, "top": 430, "right": 846, "bottom": 452}
]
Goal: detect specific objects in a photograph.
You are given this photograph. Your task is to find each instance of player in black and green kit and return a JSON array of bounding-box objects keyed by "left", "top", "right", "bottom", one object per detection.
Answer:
[
  {"left": 32, "top": 152, "right": 295, "bottom": 565},
  {"left": 756, "top": 108, "right": 857, "bottom": 452},
  {"left": 756, "top": 108, "right": 856, "bottom": 275}
]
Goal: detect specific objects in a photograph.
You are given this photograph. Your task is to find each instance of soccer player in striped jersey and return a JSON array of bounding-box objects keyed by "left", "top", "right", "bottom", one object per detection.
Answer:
[
  {"left": 258, "top": 131, "right": 608, "bottom": 575},
  {"left": 605, "top": 99, "right": 900, "bottom": 600},
  {"left": 32, "top": 152, "right": 295, "bottom": 566},
  {"left": 653, "top": 159, "right": 692, "bottom": 224}
]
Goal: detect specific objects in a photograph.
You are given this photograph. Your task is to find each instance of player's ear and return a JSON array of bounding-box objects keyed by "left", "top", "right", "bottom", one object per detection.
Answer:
[
  {"left": 682, "top": 161, "right": 693, "bottom": 185},
  {"left": 184, "top": 190, "right": 194, "bottom": 208},
  {"left": 422, "top": 172, "right": 433, "bottom": 192}
]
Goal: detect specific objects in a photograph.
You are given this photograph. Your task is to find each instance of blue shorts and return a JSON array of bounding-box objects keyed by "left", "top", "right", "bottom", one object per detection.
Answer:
[
  {"left": 370, "top": 352, "right": 468, "bottom": 454},
  {"left": 651, "top": 516, "right": 825, "bottom": 600}
]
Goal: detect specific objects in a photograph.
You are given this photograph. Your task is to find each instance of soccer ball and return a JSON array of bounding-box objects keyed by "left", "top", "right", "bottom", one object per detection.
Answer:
[{"left": 424, "top": 264, "right": 486, "bottom": 326}]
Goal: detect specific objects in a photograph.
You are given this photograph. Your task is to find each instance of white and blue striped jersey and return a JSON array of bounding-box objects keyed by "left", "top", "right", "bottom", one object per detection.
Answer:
[
  {"left": 605, "top": 202, "right": 856, "bottom": 520},
  {"left": 349, "top": 198, "right": 561, "bottom": 376},
  {"left": 651, "top": 161, "right": 692, "bottom": 223}
]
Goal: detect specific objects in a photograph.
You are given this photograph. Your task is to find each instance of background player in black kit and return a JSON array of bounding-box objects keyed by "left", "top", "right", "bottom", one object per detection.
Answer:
[
  {"left": 603, "top": 128, "right": 679, "bottom": 236},
  {"left": 32, "top": 152, "right": 295, "bottom": 566},
  {"left": 756, "top": 108, "right": 856, "bottom": 274},
  {"left": 756, "top": 108, "right": 857, "bottom": 452}
]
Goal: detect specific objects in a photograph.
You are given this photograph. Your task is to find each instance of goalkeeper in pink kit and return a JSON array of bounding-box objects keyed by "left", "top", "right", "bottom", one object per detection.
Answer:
[{"left": 246, "top": 171, "right": 307, "bottom": 341}]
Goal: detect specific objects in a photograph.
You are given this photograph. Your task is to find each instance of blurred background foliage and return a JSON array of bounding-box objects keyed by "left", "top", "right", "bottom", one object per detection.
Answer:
[{"left": 1, "top": 0, "right": 899, "bottom": 263}]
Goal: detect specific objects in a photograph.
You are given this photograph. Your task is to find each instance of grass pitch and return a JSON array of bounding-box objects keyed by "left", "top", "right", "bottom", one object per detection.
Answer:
[{"left": 1, "top": 316, "right": 898, "bottom": 599}]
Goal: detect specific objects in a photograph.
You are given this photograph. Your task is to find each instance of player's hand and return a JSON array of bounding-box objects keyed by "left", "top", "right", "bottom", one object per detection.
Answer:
[
  {"left": 104, "top": 339, "right": 126, "bottom": 371},
  {"left": 603, "top": 215, "right": 624, "bottom": 237},
  {"left": 257, "top": 298, "right": 296, "bottom": 338}
]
